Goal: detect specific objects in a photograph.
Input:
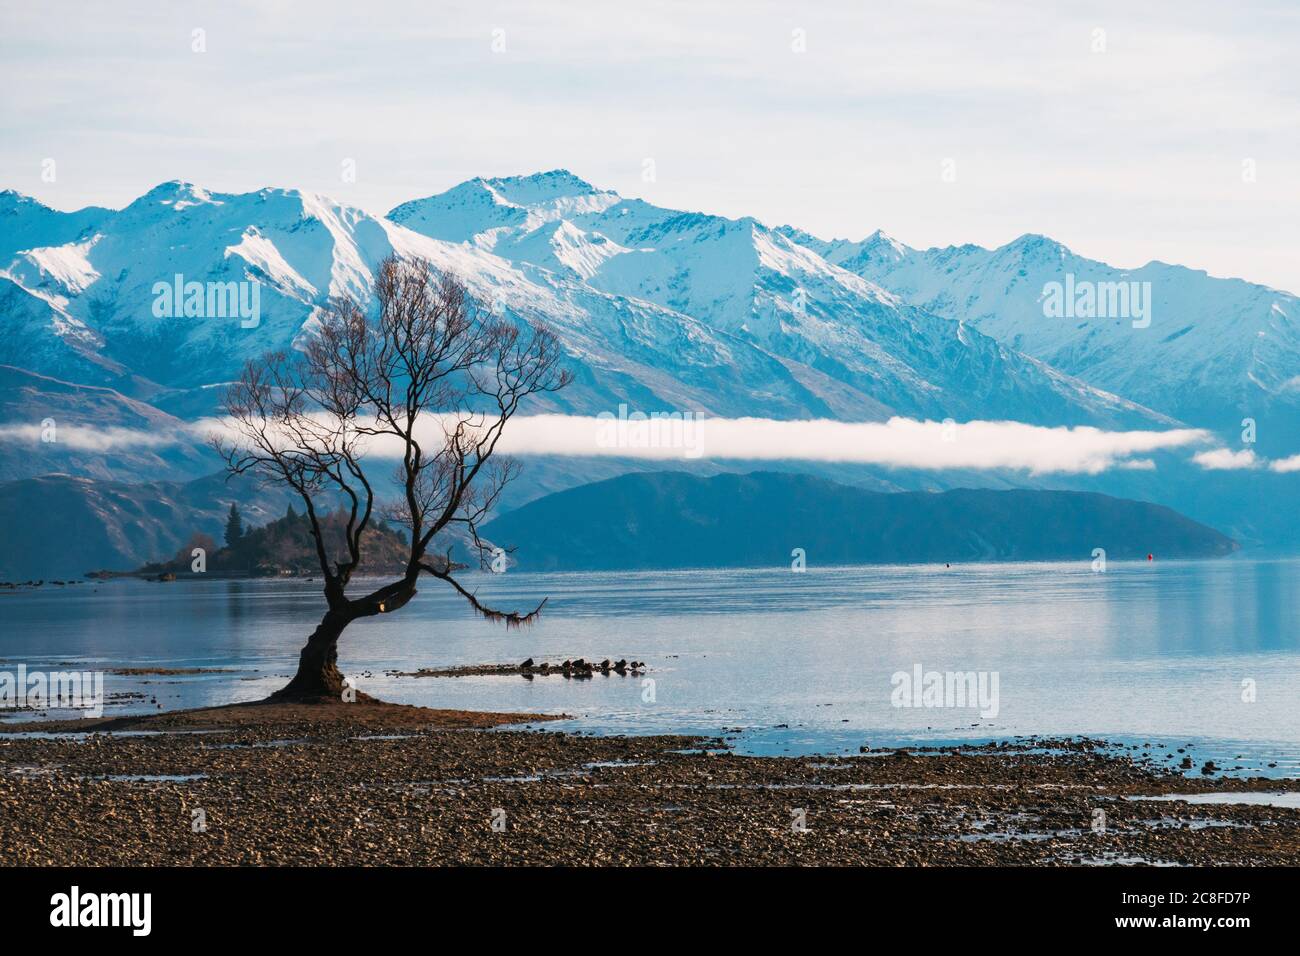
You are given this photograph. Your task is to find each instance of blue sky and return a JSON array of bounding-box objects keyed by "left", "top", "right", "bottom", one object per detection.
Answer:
[{"left": 2, "top": 0, "right": 1297, "bottom": 290}]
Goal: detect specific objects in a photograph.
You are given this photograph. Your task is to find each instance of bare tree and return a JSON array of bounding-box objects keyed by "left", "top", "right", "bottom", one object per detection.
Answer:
[{"left": 215, "top": 255, "right": 570, "bottom": 700}]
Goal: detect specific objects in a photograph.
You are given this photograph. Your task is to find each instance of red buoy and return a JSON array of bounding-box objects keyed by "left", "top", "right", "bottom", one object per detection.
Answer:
[{"left": 1147, "top": 553, "right": 1153, "bottom": 561}]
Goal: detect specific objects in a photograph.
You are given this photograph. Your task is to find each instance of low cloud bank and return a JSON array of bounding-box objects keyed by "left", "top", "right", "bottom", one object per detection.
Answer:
[
  {"left": 491, "top": 415, "right": 1210, "bottom": 475},
  {"left": 0, "top": 413, "right": 1254, "bottom": 476},
  {"left": 0, "top": 422, "right": 196, "bottom": 452}
]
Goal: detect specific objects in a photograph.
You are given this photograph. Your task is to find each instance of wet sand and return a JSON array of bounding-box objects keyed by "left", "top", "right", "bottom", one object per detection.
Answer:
[{"left": 1, "top": 700, "right": 1297, "bottom": 866}]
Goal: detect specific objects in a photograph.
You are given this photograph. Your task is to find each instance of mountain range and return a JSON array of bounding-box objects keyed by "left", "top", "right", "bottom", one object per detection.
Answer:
[
  {"left": 781, "top": 225, "right": 1300, "bottom": 444},
  {"left": 1, "top": 173, "right": 1181, "bottom": 428},
  {"left": 1, "top": 169, "right": 1296, "bottom": 574}
]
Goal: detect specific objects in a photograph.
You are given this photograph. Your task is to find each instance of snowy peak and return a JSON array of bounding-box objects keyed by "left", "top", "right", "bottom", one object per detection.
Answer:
[
  {"left": 388, "top": 178, "right": 530, "bottom": 243},
  {"left": 128, "top": 180, "right": 224, "bottom": 212},
  {"left": 478, "top": 169, "right": 601, "bottom": 205},
  {"left": 776, "top": 226, "right": 912, "bottom": 273},
  {"left": 992, "top": 233, "right": 1071, "bottom": 265},
  {"left": 391, "top": 176, "right": 909, "bottom": 330},
  {"left": 862, "top": 229, "right": 910, "bottom": 258},
  {"left": 388, "top": 170, "right": 618, "bottom": 246},
  {"left": 831, "top": 230, "right": 912, "bottom": 271}
]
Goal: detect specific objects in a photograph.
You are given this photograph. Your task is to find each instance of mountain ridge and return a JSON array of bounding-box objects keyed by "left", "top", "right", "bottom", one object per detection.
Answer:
[
  {"left": 481, "top": 470, "right": 1239, "bottom": 571},
  {"left": 0, "top": 173, "right": 1185, "bottom": 431},
  {"left": 779, "top": 222, "right": 1300, "bottom": 443}
]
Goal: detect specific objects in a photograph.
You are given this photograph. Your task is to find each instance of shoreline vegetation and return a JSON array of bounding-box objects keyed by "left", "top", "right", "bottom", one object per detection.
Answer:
[
  {"left": 2, "top": 698, "right": 1297, "bottom": 866},
  {"left": 101, "top": 506, "right": 449, "bottom": 582}
]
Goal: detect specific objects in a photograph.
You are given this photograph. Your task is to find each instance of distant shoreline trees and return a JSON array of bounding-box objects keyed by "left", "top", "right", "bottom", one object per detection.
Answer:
[
  {"left": 224, "top": 502, "right": 244, "bottom": 547},
  {"left": 138, "top": 507, "right": 415, "bottom": 579}
]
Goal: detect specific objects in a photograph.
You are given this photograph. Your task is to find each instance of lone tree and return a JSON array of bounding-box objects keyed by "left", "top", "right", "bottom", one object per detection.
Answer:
[{"left": 215, "top": 255, "right": 570, "bottom": 700}]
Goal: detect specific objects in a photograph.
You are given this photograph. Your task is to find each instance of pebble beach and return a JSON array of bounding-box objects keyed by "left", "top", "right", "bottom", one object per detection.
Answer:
[{"left": 2, "top": 699, "right": 1298, "bottom": 866}]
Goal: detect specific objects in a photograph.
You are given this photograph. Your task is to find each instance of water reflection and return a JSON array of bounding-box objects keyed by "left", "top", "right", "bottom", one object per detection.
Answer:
[{"left": 2, "top": 558, "right": 1298, "bottom": 774}]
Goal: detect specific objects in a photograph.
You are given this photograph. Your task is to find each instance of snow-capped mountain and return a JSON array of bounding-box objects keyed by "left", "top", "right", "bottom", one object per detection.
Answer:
[
  {"left": 1, "top": 173, "right": 1165, "bottom": 429},
  {"left": 3, "top": 171, "right": 1300, "bottom": 561},
  {"left": 389, "top": 171, "right": 1165, "bottom": 427},
  {"left": 783, "top": 225, "right": 1300, "bottom": 446}
]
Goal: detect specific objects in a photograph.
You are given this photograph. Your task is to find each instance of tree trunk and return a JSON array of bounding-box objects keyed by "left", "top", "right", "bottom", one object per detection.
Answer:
[{"left": 272, "top": 609, "right": 352, "bottom": 700}]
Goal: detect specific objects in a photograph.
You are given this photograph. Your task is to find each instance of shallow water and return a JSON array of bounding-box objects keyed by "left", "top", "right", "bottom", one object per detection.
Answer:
[
  {"left": 1129, "top": 792, "right": 1300, "bottom": 809},
  {"left": 2, "top": 558, "right": 1299, "bottom": 776}
]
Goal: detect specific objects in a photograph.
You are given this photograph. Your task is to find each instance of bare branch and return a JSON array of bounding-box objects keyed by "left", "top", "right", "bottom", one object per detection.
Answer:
[
  {"left": 418, "top": 562, "right": 547, "bottom": 628},
  {"left": 215, "top": 253, "right": 568, "bottom": 638}
]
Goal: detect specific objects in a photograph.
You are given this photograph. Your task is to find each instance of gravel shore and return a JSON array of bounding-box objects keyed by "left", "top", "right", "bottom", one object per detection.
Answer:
[{"left": 2, "top": 700, "right": 1297, "bottom": 866}]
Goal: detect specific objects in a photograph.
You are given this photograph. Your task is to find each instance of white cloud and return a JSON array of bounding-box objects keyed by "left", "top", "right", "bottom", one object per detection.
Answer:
[
  {"left": 0, "top": 422, "right": 195, "bottom": 452},
  {"left": 423, "top": 415, "right": 1207, "bottom": 475},
  {"left": 1192, "top": 447, "right": 1259, "bottom": 470},
  {"left": 1269, "top": 453, "right": 1300, "bottom": 473},
  {"left": 1, "top": 414, "right": 1214, "bottom": 476}
]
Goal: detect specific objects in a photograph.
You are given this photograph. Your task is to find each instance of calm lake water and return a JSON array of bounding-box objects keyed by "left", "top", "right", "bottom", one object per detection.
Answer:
[{"left": 3, "top": 558, "right": 1299, "bottom": 777}]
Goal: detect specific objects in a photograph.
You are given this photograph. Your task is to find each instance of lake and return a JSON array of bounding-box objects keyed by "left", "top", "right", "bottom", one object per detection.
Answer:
[{"left": 3, "top": 558, "right": 1298, "bottom": 777}]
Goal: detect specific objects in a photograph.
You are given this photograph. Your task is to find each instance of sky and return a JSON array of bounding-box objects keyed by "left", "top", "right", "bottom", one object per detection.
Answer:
[{"left": 2, "top": 0, "right": 1298, "bottom": 291}]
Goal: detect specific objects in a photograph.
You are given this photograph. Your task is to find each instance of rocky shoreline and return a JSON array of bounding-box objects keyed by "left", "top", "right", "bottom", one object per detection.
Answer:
[{"left": 1, "top": 701, "right": 1298, "bottom": 866}]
